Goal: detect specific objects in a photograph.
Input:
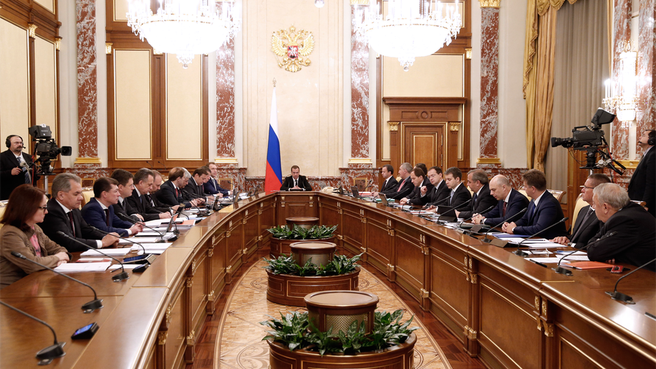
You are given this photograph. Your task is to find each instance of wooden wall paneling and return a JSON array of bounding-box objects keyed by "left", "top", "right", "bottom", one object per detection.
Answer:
[
  {"left": 476, "top": 263, "right": 543, "bottom": 369},
  {"left": 186, "top": 247, "right": 208, "bottom": 363},
  {"left": 244, "top": 209, "right": 259, "bottom": 256},
  {"left": 276, "top": 194, "right": 318, "bottom": 225},
  {"left": 340, "top": 203, "right": 364, "bottom": 256},
  {"left": 364, "top": 210, "right": 392, "bottom": 274},
  {"left": 0, "top": 18, "right": 30, "bottom": 144},
  {"left": 225, "top": 216, "right": 245, "bottom": 282},
  {"left": 259, "top": 199, "right": 275, "bottom": 247},
  {"left": 392, "top": 222, "right": 426, "bottom": 302},
  {"left": 165, "top": 287, "right": 186, "bottom": 369},
  {"left": 209, "top": 228, "right": 227, "bottom": 314},
  {"left": 403, "top": 124, "right": 444, "bottom": 168}
]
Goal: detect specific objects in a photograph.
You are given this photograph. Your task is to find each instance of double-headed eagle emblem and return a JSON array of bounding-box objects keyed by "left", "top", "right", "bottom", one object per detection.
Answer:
[{"left": 271, "top": 26, "right": 314, "bottom": 73}]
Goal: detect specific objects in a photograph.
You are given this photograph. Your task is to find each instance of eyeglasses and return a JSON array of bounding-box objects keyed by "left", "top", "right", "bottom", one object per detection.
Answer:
[
  {"left": 38, "top": 206, "right": 48, "bottom": 211},
  {"left": 581, "top": 185, "right": 595, "bottom": 190}
]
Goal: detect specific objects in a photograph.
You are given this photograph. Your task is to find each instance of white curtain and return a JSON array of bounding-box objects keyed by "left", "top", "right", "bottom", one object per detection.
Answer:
[{"left": 546, "top": 0, "right": 609, "bottom": 203}]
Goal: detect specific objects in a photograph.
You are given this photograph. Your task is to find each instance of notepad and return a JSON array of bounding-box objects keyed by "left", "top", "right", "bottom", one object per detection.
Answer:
[
  {"left": 55, "top": 262, "right": 112, "bottom": 272},
  {"left": 81, "top": 248, "right": 132, "bottom": 256},
  {"left": 563, "top": 260, "right": 613, "bottom": 269}
]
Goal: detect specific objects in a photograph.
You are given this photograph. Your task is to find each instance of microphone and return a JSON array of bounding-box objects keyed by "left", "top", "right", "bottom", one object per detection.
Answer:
[
  {"left": 116, "top": 212, "right": 167, "bottom": 243},
  {"left": 0, "top": 301, "right": 66, "bottom": 363},
  {"left": 10, "top": 252, "right": 103, "bottom": 312},
  {"left": 365, "top": 178, "right": 374, "bottom": 191},
  {"left": 552, "top": 235, "right": 600, "bottom": 276},
  {"left": 56, "top": 231, "right": 129, "bottom": 281},
  {"left": 481, "top": 207, "right": 528, "bottom": 245},
  {"left": 437, "top": 198, "right": 473, "bottom": 222},
  {"left": 459, "top": 204, "right": 496, "bottom": 233},
  {"left": 423, "top": 194, "right": 450, "bottom": 209},
  {"left": 513, "top": 217, "right": 568, "bottom": 257},
  {"left": 606, "top": 256, "right": 656, "bottom": 304},
  {"left": 86, "top": 226, "right": 156, "bottom": 265}
]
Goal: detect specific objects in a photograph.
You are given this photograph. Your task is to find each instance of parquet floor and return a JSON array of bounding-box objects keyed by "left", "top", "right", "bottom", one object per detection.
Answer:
[{"left": 186, "top": 248, "right": 487, "bottom": 369}]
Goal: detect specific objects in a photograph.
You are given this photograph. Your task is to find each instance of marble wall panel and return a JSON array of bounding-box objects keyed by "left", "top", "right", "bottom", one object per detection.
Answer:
[
  {"left": 351, "top": 6, "right": 369, "bottom": 159},
  {"left": 479, "top": 7, "right": 499, "bottom": 160},
  {"left": 216, "top": 37, "right": 236, "bottom": 158},
  {"left": 637, "top": 0, "right": 656, "bottom": 138},
  {"left": 76, "top": 0, "right": 98, "bottom": 159},
  {"left": 610, "top": 0, "right": 632, "bottom": 160}
]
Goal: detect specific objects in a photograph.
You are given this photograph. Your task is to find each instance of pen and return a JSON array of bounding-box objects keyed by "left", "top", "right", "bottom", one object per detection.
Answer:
[{"left": 531, "top": 261, "right": 548, "bottom": 268}]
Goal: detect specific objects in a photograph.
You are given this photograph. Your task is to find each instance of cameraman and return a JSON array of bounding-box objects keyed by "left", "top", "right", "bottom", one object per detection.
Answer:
[
  {"left": 628, "top": 129, "right": 656, "bottom": 216},
  {"left": 1, "top": 135, "right": 33, "bottom": 200}
]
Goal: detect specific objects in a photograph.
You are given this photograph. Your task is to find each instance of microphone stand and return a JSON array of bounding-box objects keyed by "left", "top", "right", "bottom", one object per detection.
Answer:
[
  {"left": 551, "top": 234, "right": 601, "bottom": 276},
  {"left": 56, "top": 231, "right": 130, "bottom": 281},
  {"left": 437, "top": 198, "right": 473, "bottom": 223},
  {"left": 11, "top": 252, "right": 103, "bottom": 312},
  {"left": 605, "top": 256, "right": 656, "bottom": 304},
  {"left": 459, "top": 204, "right": 496, "bottom": 237},
  {"left": 86, "top": 227, "right": 156, "bottom": 265},
  {"left": 480, "top": 207, "right": 528, "bottom": 247},
  {"left": 513, "top": 217, "right": 568, "bottom": 257},
  {"left": 116, "top": 212, "right": 167, "bottom": 243},
  {"left": 0, "top": 301, "right": 66, "bottom": 363}
]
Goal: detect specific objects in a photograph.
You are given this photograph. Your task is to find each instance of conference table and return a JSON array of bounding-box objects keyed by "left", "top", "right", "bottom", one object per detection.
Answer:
[{"left": 1, "top": 191, "right": 654, "bottom": 369}]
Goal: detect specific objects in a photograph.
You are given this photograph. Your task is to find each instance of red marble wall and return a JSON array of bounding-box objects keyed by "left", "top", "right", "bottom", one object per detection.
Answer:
[
  {"left": 637, "top": 0, "right": 656, "bottom": 138},
  {"left": 76, "top": 0, "right": 98, "bottom": 159},
  {"left": 479, "top": 7, "right": 500, "bottom": 162},
  {"left": 216, "top": 37, "right": 236, "bottom": 158},
  {"left": 610, "top": 0, "right": 632, "bottom": 159},
  {"left": 350, "top": 5, "right": 370, "bottom": 160}
]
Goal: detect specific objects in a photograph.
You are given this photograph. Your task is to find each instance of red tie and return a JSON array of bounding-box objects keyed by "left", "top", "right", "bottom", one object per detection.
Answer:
[
  {"left": 68, "top": 212, "right": 76, "bottom": 236},
  {"left": 502, "top": 202, "right": 507, "bottom": 216},
  {"left": 397, "top": 179, "right": 405, "bottom": 192},
  {"left": 104, "top": 209, "right": 110, "bottom": 226}
]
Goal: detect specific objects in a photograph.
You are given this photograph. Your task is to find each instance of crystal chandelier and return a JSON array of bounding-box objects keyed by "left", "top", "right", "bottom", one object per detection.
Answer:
[
  {"left": 603, "top": 50, "right": 638, "bottom": 123},
  {"left": 126, "top": 0, "right": 241, "bottom": 69},
  {"left": 358, "top": 0, "right": 461, "bottom": 71}
]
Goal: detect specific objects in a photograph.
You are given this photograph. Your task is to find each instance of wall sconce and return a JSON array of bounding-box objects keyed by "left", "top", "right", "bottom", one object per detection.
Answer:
[
  {"left": 603, "top": 50, "right": 637, "bottom": 123},
  {"left": 315, "top": 0, "right": 325, "bottom": 8}
]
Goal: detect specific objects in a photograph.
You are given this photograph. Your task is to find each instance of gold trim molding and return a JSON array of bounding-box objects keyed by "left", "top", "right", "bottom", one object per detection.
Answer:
[
  {"left": 55, "top": 37, "right": 62, "bottom": 51},
  {"left": 215, "top": 157, "right": 239, "bottom": 164},
  {"left": 476, "top": 157, "right": 502, "bottom": 165},
  {"left": 74, "top": 157, "right": 102, "bottom": 165},
  {"left": 105, "top": 43, "right": 113, "bottom": 55},
  {"left": 158, "top": 331, "right": 168, "bottom": 345},
  {"left": 479, "top": 0, "right": 501, "bottom": 8},
  {"left": 617, "top": 160, "right": 639, "bottom": 169},
  {"left": 449, "top": 122, "right": 461, "bottom": 132},
  {"left": 350, "top": 0, "right": 369, "bottom": 4},
  {"left": 465, "top": 48, "right": 472, "bottom": 60},
  {"left": 348, "top": 158, "right": 372, "bottom": 164},
  {"left": 28, "top": 23, "right": 37, "bottom": 38},
  {"left": 388, "top": 121, "right": 400, "bottom": 132}
]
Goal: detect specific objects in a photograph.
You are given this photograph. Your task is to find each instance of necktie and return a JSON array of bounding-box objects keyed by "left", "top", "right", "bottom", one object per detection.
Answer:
[
  {"left": 502, "top": 201, "right": 507, "bottom": 217},
  {"left": 571, "top": 208, "right": 594, "bottom": 241},
  {"left": 147, "top": 194, "right": 155, "bottom": 207},
  {"left": 104, "top": 209, "right": 110, "bottom": 226},
  {"left": 397, "top": 179, "right": 405, "bottom": 192},
  {"left": 294, "top": 178, "right": 298, "bottom": 187},
  {"left": 175, "top": 187, "right": 179, "bottom": 199},
  {"left": 68, "top": 212, "right": 76, "bottom": 236},
  {"left": 450, "top": 190, "right": 455, "bottom": 203},
  {"left": 527, "top": 201, "right": 536, "bottom": 222},
  {"left": 472, "top": 193, "right": 478, "bottom": 206}
]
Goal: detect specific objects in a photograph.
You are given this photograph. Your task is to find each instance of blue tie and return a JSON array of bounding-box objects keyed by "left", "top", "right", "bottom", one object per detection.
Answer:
[{"left": 527, "top": 201, "right": 536, "bottom": 222}]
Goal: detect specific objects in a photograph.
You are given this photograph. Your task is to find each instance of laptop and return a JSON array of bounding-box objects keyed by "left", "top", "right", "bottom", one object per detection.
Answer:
[{"left": 379, "top": 193, "right": 389, "bottom": 206}]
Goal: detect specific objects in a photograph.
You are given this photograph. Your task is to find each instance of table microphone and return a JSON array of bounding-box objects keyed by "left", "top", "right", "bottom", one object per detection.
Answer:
[
  {"left": 116, "top": 212, "right": 167, "bottom": 243},
  {"left": 459, "top": 204, "right": 496, "bottom": 236},
  {"left": 605, "top": 256, "right": 656, "bottom": 304},
  {"left": 10, "top": 252, "right": 103, "bottom": 313},
  {"left": 56, "top": 231, "right": 129, "bottom": 281},
  {"left": 438, "top": 198, "right": 473, "bottom": 223},
  {"left": 481, "top": 207, "right": 527, "bottom": 245},
  {"left": 86, "top": 226, "right": 156, "bottom": 264},
  {"left": 552, "top": 231, "right": 612, "bottom": 275},
  {"left": 0, "top": 301, "right": 66, "bottom": 363},
  {"left": 423, "top": 195, "right": 450, "bottom": 210},
  {"left": 513, "top": 217, "right": 568, "bottom": 257}
]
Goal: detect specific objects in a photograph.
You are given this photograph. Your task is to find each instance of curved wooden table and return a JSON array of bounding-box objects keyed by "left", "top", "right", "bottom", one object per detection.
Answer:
[{"left": 1, "top": 191, "right": 654, "bottom": 369}]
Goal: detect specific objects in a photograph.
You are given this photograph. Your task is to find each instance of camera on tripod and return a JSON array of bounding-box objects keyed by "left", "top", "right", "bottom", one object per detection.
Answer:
[
  {"left": 550, "top": 109, "right": 624, "bottom": 174},
  {"left": 28, "top": 125, "right": 72, "bottom": 176}
]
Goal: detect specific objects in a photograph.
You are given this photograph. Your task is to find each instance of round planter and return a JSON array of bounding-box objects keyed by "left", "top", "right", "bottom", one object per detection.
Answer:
[
  {"left": 267, "top": 332, "right": 416, "bottom": 369},
  {"left": 304, "top": 290, "right": 378, "bottom": 334},
  {"left": 266, "top": 268, "right": 360, "bottom": 307},
  {"left": 270, "top": 236, "right": 336, "bottom": 259},
  {"left": 286, "top": 217, "right": 320, "bottom": 229},
  {"left": 290, "top": 241, "right": 336, "bottom": 267}
]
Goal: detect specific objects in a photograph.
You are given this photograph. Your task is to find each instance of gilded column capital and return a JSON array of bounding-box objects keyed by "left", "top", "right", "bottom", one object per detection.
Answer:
[{"left": 479, "top": 0, "right": 500, "bottom": 8}]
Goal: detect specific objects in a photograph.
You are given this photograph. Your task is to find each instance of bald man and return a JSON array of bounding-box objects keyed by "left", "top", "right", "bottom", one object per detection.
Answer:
[{"left": 472, "top": 175, "right": 529, "bottom": 226}]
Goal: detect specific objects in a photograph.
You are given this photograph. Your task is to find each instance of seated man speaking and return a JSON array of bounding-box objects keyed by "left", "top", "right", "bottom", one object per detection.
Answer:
[{"left": 280, "top": 165, "right": 312, "bottom": 191}]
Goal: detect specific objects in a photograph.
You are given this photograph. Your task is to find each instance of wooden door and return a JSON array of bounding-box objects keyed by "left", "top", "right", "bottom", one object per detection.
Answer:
[{"left": 403, "top": 124, "right": 446, "bottom": 169}]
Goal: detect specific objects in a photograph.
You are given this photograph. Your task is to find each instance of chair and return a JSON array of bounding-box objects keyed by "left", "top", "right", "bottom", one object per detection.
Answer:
[
  {"left": 0, "top": 201, "right": 6, "bottom": 229},
  {"left": 81, "top": 187, "right": 94, "bottom": 209},
  {"left": 518, "top": 189, "right": 529, "bottom": 200},
  {"left": 570, "top": 194, "right": 587, "bottom": 226},
  {"left": 547, "top": 189, "right": 565, "bottom": 203}
]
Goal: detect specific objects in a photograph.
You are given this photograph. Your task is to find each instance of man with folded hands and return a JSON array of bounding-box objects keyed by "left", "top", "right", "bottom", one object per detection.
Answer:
[{"left": 472, "top": 175, "right": 529, "bottom": 226}]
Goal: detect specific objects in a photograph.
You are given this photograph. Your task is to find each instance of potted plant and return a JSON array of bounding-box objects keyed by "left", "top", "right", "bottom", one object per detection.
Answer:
[
  {"left": 261, "top": 309, "right": 418, "bottom": 369},
  {"left": 267, "top": 225, "right": 337, "bottom": 259},
  {"left": 264, "top": 253, "right": 362, "bottom": 306}
]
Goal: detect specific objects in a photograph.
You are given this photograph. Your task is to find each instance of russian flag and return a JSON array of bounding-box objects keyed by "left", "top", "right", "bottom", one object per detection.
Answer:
[{"left": 264, "top": 86, "right": 282, "bottom": 193}]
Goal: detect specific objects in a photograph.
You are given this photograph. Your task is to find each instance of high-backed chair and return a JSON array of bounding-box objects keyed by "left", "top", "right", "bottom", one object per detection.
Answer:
[
  {"left": 570, "top": 193, "right": 587, "bottom": 227},
  {"left": 81, "top": 187, "right": 94, "bottom": 209},
  {"left": 0, "top": 201, "right": 6, "bottom": 229},
  {"left": 547, "top": 189, "right": 566, "bottom": 203}
]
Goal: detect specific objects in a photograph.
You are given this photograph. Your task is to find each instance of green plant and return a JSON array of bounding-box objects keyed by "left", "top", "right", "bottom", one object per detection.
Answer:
[
  {"left": 261, "top": 309, "right": 418, "bottom": 356},
  {"left": 264, "top": 253, "right": 362, "bottom": 276},
  {"left": 266, "top": 225, "right": 337, "bottom": 240}
]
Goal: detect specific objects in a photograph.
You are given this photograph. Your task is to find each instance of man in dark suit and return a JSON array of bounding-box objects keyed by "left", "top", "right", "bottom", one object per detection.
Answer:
[
  {"left": 111, "top": 169, "right": 143, "bottom": 222},
  {"left": 183, "top": 167, "right": 210, "bottom": 202},
  {"left": 81, "top": 177, "right": 143, "bottom": 237},
  {"left": 39, "top": 173, "right": 118, "bottom": 252},
  {"left": 420, "top": 166, "right": 450, "bottom": 207},
  {"left": 280, "top": 165, "right": 313, "bottom": 191},
  {"left": 473, "top": 175, "right": 529, "bottom": 227},
  {"left": 0, "top": 135, "right": 33, "bottom": 200},
  {"left": 588, "top": 183, "right": 656, "bottom": 271},
  {"left": 401, "top": 167, "right": 433, "bottom": 205},
  {"left": 502, "top": 170, "right": 567, "bottom": 239},
  {"left": 126, "top": 168, "right": 172, "bottom": 222},
  {"left": 434, "top": 167, "right": 472, "bottom": 215},
  {"left": 372, "top": 164, "right": 398, "bottom": 197},
  {"left": 457, "top": 169, "right": 497, "bottom": 219},
  {"left": 627, "top": 129, "right": 655, "bottom": 216},
  {"left": 204, "top": 162, "right": 231, "bottom": 197},
  {"left": 149, "top": 171, "right": 176, "bottom": 213},
  {"left": 156, "top": 167, "right": 200, "bottom": 208},
  {"left": 387, "top": 163, "right": 415, "bottom": 200},
  {"left": 551, "top": 173, "right": 610, "bottom": 248}
]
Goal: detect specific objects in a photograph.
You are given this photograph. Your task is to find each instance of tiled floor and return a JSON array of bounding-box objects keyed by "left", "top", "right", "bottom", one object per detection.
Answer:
[
  {"left": 187, "top": 248, "right": 487, "bottom": 369},
  {"left": 214, "top": 259, "right": 451, "bottom": 369}
]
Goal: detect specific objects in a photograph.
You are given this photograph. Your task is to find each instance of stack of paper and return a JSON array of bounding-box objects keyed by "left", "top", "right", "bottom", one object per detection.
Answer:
[
  {"left": 55, "top": 262, "right": 112, "bottom": 272},
  {"left": 81, "top": 248, "right": 132, "bottom": 257}
]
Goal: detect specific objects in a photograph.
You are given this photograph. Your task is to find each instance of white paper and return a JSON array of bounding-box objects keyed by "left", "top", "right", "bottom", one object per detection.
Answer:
[
  {"left": 55, "top": 262, "right": 112, "bottom": 272},
  {"left": 130, "top": 242, "right": 172, "bottom": 251},
  {"left": 109, "top": 264, "right": 145, "bottom": 271},
  {"left": 527, "top": 255, "right": 590, "bottom": 264},
  {"left": 81, "top": 248, "right": 132, "bottom": 256}
]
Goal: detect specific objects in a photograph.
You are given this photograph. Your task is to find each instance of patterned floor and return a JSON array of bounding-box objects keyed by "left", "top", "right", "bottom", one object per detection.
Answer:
[{"left": 214, "top": 260, "right": 452, "bottom": 369}]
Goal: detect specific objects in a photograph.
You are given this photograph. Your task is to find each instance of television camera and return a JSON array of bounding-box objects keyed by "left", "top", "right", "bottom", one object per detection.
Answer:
[
  {"left": 550, "top": 109, "right": 625, "bottom": 175},
  {"left": 28, "top": 125, "right": 72, "bottom": 177}
]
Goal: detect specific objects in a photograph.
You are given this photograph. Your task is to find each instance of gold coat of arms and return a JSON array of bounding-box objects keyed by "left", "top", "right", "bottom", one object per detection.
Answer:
[{"left": 271, "top": 26, "right": 314, "bottom": 73}]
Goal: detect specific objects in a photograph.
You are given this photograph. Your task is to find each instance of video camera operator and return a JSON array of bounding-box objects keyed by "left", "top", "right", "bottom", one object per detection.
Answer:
[{"left": 1, "top": 135, "right": 33, "bottom": 200}]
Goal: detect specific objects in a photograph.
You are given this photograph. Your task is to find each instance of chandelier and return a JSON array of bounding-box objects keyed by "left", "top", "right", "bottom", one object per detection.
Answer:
[
  {"left": 603, "top": 49, "right": 637, "bottom": 123},
  {"left": 358, "top": 0, "right": 461, "bottom": 71},
  {"left": 126, "top": 0, "right": 241, "bottom": 69}
]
